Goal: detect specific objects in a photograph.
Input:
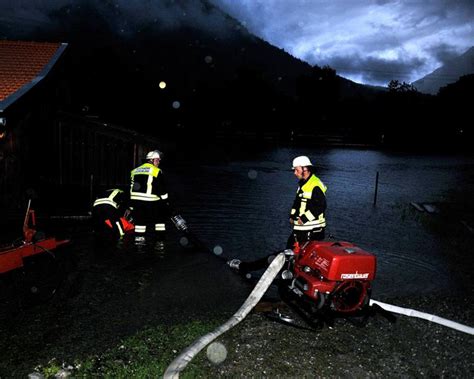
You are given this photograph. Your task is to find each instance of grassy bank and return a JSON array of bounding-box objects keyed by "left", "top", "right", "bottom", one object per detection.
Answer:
[
  {"left": 30, "top": 319, "right": 224, "bottom": 378},
  {"left": 30, "top": 295, "right": 472, "bottom": 378}
]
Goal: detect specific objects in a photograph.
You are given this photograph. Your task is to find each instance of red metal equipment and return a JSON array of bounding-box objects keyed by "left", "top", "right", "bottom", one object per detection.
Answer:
[
  {"left": 0, "top": 201, "right": 72, "bottom": 309},
  {"left": 0, "top": 202, "right": 69, "bottom": 274},
  {"left": 289, "top": 241, "right": 376, "bottom": 314}
]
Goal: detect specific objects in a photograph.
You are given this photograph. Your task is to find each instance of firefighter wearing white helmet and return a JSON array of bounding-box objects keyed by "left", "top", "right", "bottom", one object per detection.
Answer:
[
  {"left": 130, "top": 149, "right": 170, "bottom": 247},
  {"left": 146, "top": 150, "right": 161, "bottom": 160},
  {"left": 227, "top": 155, "right": 327, "bottom": 273},
  {"left": 289, "top": 155, "right": 327, "bottom": 247},
  {"left": 292, "top": 155, "right": 313, "bottom": 168}
]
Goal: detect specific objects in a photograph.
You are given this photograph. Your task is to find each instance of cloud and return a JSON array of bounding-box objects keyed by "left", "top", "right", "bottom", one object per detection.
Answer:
[
  {"left": 325, "top": 54, "right": 426, "bottom": 85},
  {"left": 1, "top": 0, "right": 472, "bottom": 86},
  {"left": 100, "top": 0, "right": 231, "bottom": 35},
  {"left": 211, "top": 0, "right": 474, "bottom": 85},
  {"left": 0, "top": 0, "right": 233, "bottom": 38}
]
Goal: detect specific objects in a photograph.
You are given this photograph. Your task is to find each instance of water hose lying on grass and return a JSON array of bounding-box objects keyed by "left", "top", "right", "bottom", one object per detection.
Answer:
[
  {"left": 163, "top": 252, "right": 286, "bottom": 379},
  {"left": 164, "top": 251, "right": 473, "bottom": 378},
  {"left": 370, "top": 299, "right": 474, "bottom": 335}
]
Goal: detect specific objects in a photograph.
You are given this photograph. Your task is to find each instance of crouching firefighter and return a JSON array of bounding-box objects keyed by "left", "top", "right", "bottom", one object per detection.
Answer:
[
  {"left": 130, "top": 150, "right": 171, "bottom": 247},
  {"left": 92, "top": 188, "right": 133, "bottom": 240}
]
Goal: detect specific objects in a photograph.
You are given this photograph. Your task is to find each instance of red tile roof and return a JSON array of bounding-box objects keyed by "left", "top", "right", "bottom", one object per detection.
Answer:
[{"left": 0, "top": 40, "right": 67, "bottom": 105}]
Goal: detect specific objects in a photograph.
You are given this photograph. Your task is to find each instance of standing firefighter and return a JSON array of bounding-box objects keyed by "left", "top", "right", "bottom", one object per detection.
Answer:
[
  {"left": 130, "top": 150, "right": 171, "bottom": 246},
  {"left": 227, "top": 155, "right": 327, "bottom": 273},
  {"left": 289, "top": 155, "right": 327, "bottom": 247},
  {"left": 92, "top": 188, "right": 131, "bottom": 240}
]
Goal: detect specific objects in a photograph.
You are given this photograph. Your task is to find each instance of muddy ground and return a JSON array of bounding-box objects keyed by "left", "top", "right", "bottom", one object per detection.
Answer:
[{"left": 194, "top": 293, "right": 472, "bottom": 377}]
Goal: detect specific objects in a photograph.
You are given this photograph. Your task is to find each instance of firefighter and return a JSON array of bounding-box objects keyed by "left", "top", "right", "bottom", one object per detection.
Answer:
[
  {"left": 130, "top": 150, "right": 171, "bottom": 246},
  {"left": 92, "top": 188, "right": 130, "bottom": 240},
  {"left": 288, "top": 155, "right": 327, "bottom": 247},
  {"left": 228, "top": 155, "right": 327, "bottom": 272}
]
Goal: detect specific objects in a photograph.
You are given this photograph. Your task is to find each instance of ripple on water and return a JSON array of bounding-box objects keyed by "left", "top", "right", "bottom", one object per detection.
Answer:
[{"left": 170, "top": 148, "right": 474, "bottom": 297}]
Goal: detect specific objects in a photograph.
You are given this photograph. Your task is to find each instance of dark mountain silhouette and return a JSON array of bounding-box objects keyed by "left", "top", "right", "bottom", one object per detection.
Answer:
[
  {"left": 0, "top": 0, "right": 381, "bottom": 141},
  {"left": 412, "top": 46, "right": 474, "bottom": 95},
  {"left": 435, "top": 74, "right": 474, "bottom": 142}
]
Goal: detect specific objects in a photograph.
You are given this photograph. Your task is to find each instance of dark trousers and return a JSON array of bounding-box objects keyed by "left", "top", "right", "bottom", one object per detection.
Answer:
[
  {"left": 92, "top": 205, "right": 123, "bottom": 239},
  {"left": 131, "top": 200, "right": 166, "bottom": 239},
  {"left": 286, "top": 227, "right": 325, "bottom": 249}
]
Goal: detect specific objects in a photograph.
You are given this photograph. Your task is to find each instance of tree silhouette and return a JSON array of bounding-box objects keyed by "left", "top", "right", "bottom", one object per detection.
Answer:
[
  {"left": 295, "top": 64, "right": 339, "bottom": 133},
  {"left": 387, "top": 80, "right": 418, "bottom": 93}
]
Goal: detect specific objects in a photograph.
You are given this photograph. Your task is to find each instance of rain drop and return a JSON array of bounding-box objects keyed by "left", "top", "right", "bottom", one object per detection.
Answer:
[
  {"left": 159, "top": 81, "right": 167, "bottom": 89},
  {"left": 172, "top": 101, "right": 181, "bottom": 109},
  {"left": 248, "top": 170, "right": 258, "bottom": 179},
  {"left": 206, "top": 342, "right": 227, "bottom": 364},
  {"left": 179, "top": 236, "right": 189, "bottom": 246},
  {"left": 204, "top": 55, "right": 213, "bottom": 64},
  {"left": 213, "top": 245, "right": 223, "bottom": 255}
]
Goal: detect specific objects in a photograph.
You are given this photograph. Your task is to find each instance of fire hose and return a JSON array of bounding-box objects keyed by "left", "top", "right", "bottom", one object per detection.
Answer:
[
  {"left": 164, "top": 253, "right": 473, "bottom": 378},
  {"left": 369, "top": 299, "right": 474, "bottom": 335},
  {"left": 164, "top": 230, "right": 473, "bottom": 377},
  {"left": 163, "top": 252, "right": 287, "bottom": 379}
]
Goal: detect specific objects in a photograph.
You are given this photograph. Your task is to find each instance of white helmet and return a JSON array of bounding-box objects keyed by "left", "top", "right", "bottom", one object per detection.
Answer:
[
  {"left": 146, "top": 150, "right": 161, "bottom": 160},
  {"left": 292, "top": 155, "right": 313, "bottom": 169}
]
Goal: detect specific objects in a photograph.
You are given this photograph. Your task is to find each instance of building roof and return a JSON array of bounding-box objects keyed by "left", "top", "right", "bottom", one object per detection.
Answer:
[{"left": 0, "top": 40, "right": 68, "bottom": 112}]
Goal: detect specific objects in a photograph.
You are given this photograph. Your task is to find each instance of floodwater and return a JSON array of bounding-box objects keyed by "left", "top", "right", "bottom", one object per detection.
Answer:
[
  {"left": 167, "top": 146, "right": 474, "bottom": 298},
  {"left": 4, "top": 146, "right": 473, "bottom": 305},
  {"left": 2, "top": 146, "right": 474, "bottom": 376}
]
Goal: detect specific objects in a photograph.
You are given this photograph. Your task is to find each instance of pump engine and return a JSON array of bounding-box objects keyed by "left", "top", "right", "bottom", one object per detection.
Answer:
[{"left": 285, "top": 241, "right": 376, "bottom": 315}]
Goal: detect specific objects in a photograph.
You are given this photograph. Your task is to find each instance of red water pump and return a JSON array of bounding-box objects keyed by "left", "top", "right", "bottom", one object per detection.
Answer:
[{"left": 287, "top": 241, "right": 376, "bottom": 314}]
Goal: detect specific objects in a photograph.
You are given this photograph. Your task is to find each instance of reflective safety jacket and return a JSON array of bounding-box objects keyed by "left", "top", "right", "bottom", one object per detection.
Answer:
[
  {"left": 290, "top": 174, "right": 327, "bottom": 231},
  {"left": 130, "top": 163, "right": 169, "bottom": 202},
  {"left": 93, "top": 188, "right": 125, "bottom": 209},
  {"left": 93, "top": 189, "right": 127, "bottom": 237}
]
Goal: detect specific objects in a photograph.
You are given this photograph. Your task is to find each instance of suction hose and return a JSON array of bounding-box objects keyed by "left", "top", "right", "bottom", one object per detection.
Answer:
[
  {"left": 163, "top": 252, "right": 286, "bottom": 379},
  {"left": 370, "top": 299, "right": 474, "bottom": 335}
]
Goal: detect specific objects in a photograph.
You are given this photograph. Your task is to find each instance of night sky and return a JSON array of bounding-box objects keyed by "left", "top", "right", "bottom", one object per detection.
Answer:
[
  {"left": 1, "top": 0, "right": 473, "bottom": 87},
  {"left": 213, "top": 0, "right": 474, "bottom": 86}
]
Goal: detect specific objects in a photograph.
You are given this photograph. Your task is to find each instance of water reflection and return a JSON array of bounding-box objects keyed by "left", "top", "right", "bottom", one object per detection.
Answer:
[{"left": 169, "top": 147, "right": 474, "bottom": 297}]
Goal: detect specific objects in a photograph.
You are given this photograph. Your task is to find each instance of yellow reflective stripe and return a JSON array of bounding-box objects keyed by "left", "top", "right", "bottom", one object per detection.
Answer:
[
  {"left": 294, "top": 219, "right": 326, "bottom": 230},
  {"left": 93, "top": 198, "right": 118, "bottom": 208},
  {"left": 299, "top": 201, "right": 306, "bottom": 215},
  {"left": 130, "top": 192, "right": 160, "bottom": 201},
  {"left": 135, "top": 225, "right": 146, "bottom": 233},
  {"left": 108, "top": 189, "right": 122, "bottom": 201},
  {"left": 304, "top": 210, "right": 316, "bottom": 221},
  {"left": 146, "top": 174, "right": 153, "bottom": 195},
  {"left": 294, "top": 223, "right": 326, "bottom": 231},
  {"left": 116, "top": 221, "right": 125, "bottom": 236},
  {"left": 298, "top": 198, "right": 307, "bottom": 215},
  {"left": 161, "top": 193, "right": 168, "bottom": 200},
  {"left": 294, "top": 212, "right": 326, "bottom": 230},
  {"left": 155, "top": 224, "right": 166, "bottom": 231},
  {"left": 290, "top": 209, "right": 296, "bottom": 215}
]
